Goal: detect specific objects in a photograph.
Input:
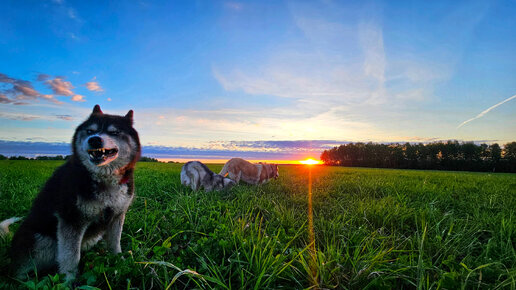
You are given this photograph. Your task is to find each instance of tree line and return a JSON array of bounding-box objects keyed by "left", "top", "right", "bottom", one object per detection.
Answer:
[
  {"left": 0, "top": 155, "right": 69, "bottom": 160},
  {"left": 0, "top": 155, "right": 160, "bottom": 162},
  {"left": 320, "top": 141, "right": 516, "bottom": 173}
]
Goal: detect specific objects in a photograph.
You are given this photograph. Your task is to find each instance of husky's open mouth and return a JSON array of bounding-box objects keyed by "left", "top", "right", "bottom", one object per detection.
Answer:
[{"left": 87, "top": 148, "right": 118, "bottom": 164}]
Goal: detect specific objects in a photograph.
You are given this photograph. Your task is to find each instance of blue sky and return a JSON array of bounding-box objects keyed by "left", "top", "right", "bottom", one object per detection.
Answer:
[{"left": 0, "top": 0, "right": 515, "bottom": 160}]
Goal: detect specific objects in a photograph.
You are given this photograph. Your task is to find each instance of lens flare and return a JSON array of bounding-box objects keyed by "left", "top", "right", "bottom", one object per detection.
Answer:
[{"left": 299, "top": 158, "right": 322, "bottom": 165}]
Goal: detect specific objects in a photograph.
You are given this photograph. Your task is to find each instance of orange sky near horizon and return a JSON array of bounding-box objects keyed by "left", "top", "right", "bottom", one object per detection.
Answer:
[{"left": 157, "top": 158, "right": 323, "bottom": 165}]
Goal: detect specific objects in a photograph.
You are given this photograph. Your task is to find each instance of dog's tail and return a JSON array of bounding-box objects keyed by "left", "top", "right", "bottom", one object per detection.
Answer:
[
  {"left": 0, "top": 217, "right": 22, "bottom": 237},
  {"left": 219, "top": 162, "right": 230, "bottom": 177}
]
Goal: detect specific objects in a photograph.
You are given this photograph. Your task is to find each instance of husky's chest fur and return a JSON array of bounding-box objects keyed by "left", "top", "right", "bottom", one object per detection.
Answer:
[{"left": 76, "top": 181, "right": 132, "bottom": 220}]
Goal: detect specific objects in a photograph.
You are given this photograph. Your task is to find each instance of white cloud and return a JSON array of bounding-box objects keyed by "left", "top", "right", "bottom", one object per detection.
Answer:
[
  {"left": 44, "top": 77, "right": 74, "bottom": 96},
  {"left": 71, "top": 94, "right": 85, "bottom": 102},
  {"left": 85, "top": 77, "right": 104, "bottom": 92}
]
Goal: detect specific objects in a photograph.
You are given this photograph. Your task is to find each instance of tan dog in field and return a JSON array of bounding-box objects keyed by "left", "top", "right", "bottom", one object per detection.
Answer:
[{"left": 219, "top": 158, "right": 279, "bottom": 185}]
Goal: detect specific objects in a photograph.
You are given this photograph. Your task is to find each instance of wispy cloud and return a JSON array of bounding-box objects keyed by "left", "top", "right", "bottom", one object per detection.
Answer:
[
  {"left": 0, "top": 73, "right": 63, "bottom": 104},
  {"left": 68, "top": 32, "right": 79, "bottom": 40},
  {"left": 50, "top": 0, "right": 81, "bottom": 22},
  {"left": 56, "top": 114, "right": 74, "bottom": 121},
  {"left": 359, "top": 22, "right": 385, "bottom": 84},
  {"left": 457, "top": 94, "right": 516, "bottom": 128},
  {"left": 37, "top": 74, "right": 51, "bottom": 81},
  {"left": 134, "top": 105, "right": 379, "bottom": 147},
  {"left": 0, "top": 112, "right": 40, "bottom": 121},
  {"left": 0, "top": 72, "right": 90, "bottom": 105},
  {"left": 0, "top": 94, "right": 11, "bottom": 104},
  {"left": 209, "top": 2, "right": 471, "bottom": 145},
  {"left": 0, "top": 94, "right": 28, "bottom": 105},
  {"left": 204, "top": 140, "right": 342, "bottom": 152},
  {"left": 213, "top": 3, "right": 446, "bottom": 110},
  {"left": 67, "top": 8, "right": 78, "bottom": 20},
  {"left": 225, "top": 2, "right": 243, "bottom": 11},
  {"left": 84, "top": 77, "right": 104, "bottom": 92}
]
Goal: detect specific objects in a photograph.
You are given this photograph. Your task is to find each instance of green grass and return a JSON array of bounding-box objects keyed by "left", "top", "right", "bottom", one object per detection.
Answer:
[{"left": 1, "top": 160, "right": 515, "bottom": 289}]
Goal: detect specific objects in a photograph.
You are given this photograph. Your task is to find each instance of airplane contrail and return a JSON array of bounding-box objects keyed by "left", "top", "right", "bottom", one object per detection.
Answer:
[{"left": 457, "top": 94, "right": 516, "bottom": 128}]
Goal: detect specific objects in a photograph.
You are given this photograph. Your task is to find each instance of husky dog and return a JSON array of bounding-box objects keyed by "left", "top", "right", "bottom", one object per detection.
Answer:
[
  {"left": 2, "top": 105, "right": 140, "bottom": 281},
  {"left": 180, "top": 161, "right": 235, "bottom": 192},
  {"left": 219, "top": 158, "right": 279, "bottom": 185}
]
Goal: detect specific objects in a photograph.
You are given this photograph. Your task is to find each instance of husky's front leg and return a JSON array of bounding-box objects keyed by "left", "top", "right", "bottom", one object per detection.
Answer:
[
  {"left": 105, "top": 213, "right": 126, "bottom": 254},
  {"left": 57, "top": 218, "right": 88, "bottom": 281}
]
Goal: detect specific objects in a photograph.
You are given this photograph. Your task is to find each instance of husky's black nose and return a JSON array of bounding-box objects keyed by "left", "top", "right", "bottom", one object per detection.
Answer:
[{"left": 88, "top": 136, "right": 103, "bottom": 148}]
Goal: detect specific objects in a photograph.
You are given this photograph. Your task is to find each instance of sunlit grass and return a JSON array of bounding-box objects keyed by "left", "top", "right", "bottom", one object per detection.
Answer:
[{"left": 1, "top": 161, "right": 515, "bottom": 288}]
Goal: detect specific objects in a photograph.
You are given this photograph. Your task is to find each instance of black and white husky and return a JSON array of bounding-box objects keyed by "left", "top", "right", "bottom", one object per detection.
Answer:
[
  {"left": 180, "top": 161, "right": 235, "bottom": 192},
  {"left": 1, "top": 105, "right": 140, "bottom": 281}
]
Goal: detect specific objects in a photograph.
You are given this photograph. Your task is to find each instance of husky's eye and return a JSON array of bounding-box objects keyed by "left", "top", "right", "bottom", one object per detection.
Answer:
[
  {"left": 86, "top": 129, "right": 95, "bottom": 135},
  {"left": 110, "top": 130, "right": 120, "bottom": 136}
]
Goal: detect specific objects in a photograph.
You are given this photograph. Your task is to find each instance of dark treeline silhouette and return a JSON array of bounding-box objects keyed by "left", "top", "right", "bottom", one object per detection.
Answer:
[
  {"left": 320, "top": 141, "right": 516, "bottom": 173},
  {"left": 139, "top": 156, "right": 159, "bottom": 162},
  {"left": 1, "top": 155, "right": 70, "bottom": 160},
  {"left": 0, "top": 154, "right": 160, "bottom": 162}
]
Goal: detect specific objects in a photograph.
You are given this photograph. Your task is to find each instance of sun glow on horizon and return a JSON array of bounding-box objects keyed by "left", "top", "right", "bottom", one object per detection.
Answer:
[{"left": 299, "top": 158, "right": 322, "bottom": 165}]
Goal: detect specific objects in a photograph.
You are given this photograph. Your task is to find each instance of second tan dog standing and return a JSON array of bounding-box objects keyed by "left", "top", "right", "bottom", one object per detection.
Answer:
[{"left": 219, "top": 158, "right": 279, "bottom": 185}]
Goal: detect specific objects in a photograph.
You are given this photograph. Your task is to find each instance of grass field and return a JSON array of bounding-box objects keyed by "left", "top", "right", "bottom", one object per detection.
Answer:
[{"left": 1, "top": 160, "right": 515, "bottom": 289}]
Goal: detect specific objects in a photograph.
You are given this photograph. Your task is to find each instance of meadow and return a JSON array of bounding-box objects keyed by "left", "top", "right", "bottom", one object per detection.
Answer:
[{"left": 1, "top": 160, "right": 515, "bottom": 289}]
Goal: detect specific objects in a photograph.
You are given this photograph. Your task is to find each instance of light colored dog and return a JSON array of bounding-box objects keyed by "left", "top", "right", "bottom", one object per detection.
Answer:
[
  {"left": 181, "top": 161, "right": 235, "bottom": 192},
  {"left": 219, "top": 158, "right": 279, "bottom": 185}
]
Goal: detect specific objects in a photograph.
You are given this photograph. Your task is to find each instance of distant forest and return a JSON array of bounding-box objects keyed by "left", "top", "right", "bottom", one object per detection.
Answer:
[
  {"left": 0, "top": 155, "right": 159, "bottom": 162},
  {"left": 321, "top": 141, "right": 516, "bottom": 173}
]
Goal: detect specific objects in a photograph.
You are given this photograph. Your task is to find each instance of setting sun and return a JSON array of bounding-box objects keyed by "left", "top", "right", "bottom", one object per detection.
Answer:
[{"left": 299, "top": 158, "right": 323, "bottom": 165}]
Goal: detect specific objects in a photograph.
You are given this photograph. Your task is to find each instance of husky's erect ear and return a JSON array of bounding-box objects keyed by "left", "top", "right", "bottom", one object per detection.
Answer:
[
  {"left": 125, "top": 110, "right": 134, "bottom": 124},
  {"left": 92, "top": 104, "right": 103, "bottom": 115}
]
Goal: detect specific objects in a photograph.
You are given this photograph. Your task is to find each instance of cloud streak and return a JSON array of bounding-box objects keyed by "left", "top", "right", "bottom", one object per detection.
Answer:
[
  {"left": 457, "top": 94, "right": 516, "bottom": 128},
  {"left": 0, "top": 112, "right": 40, "bottom": 121},
  {"left": 56, "top": 114, "right": 74, "bottom": 121}
]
